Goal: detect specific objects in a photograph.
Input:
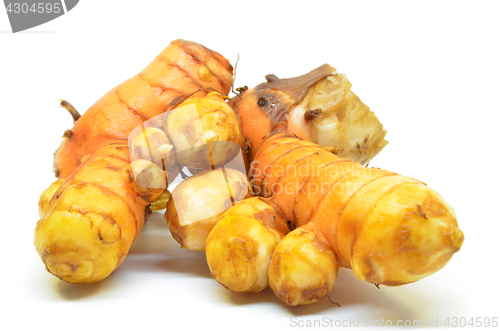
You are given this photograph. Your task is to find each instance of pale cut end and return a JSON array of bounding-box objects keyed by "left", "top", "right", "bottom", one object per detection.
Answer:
[{"left": 288, "top": 69, "right": 388, "bottom": 165}]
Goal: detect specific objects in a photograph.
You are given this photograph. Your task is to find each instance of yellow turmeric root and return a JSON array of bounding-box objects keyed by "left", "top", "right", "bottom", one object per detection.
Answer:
[
  {"left": 35, "top": 141, "right": 163, "bottom": 283},
  {"left": 205, "top": 197, "right": 289, "bottom": 292}
]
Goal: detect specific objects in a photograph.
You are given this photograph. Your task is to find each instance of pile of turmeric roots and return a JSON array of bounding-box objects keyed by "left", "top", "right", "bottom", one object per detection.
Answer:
[{"left": 35, "top": 40, "right": 464, "bottom": 306}]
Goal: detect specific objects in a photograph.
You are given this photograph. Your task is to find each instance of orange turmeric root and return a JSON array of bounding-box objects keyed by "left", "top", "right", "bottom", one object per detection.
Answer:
[
  {"left": 54, "top": 39, "right": 234, "bottom": 179},
  {"left": 208, "top": 134, "right": 463, "bottom": 305},
  {"left": 36, "top": 40, "right": 235, "bottom": 283},
  {"left": 259, "top": 134, "right": 463, "bottom": 304}
]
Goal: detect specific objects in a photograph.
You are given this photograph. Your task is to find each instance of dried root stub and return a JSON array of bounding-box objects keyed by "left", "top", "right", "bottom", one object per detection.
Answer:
[
  {"left": 165, "top": 167, "right": 252, "bottom": 251},
  {"left": 205, "top": 197, "right": 289, "bottom": 292},
  {"left": 229, "top": 64, "right": 388, "bottom": 166},
  {"left": 149, "top": 190, "right": 171, "bottom": 211}
]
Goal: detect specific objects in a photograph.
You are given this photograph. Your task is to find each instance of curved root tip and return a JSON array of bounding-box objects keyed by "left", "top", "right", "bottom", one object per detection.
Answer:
[
  {"left": 59, "top": 99, "right": 81, "bottom": 123},
  {"left": 327, "top": 295, "right": 341, "bottom": 307}
]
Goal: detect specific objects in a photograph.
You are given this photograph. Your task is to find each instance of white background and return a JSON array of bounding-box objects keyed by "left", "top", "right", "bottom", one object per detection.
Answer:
[{"left": 1, "top": 1, "right": 499, "bottom": 330}]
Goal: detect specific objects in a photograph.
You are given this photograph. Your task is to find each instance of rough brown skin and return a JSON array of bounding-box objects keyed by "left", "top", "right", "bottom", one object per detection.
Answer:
[
  {"left": 250, "top": 134, "right": 464, "bottom": 305},
  {"left": 229, "top": 65, "right": 332, "bottom": 164},
  {"left": 54, "top": 39, "right": 234, "bottom": 179}
]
